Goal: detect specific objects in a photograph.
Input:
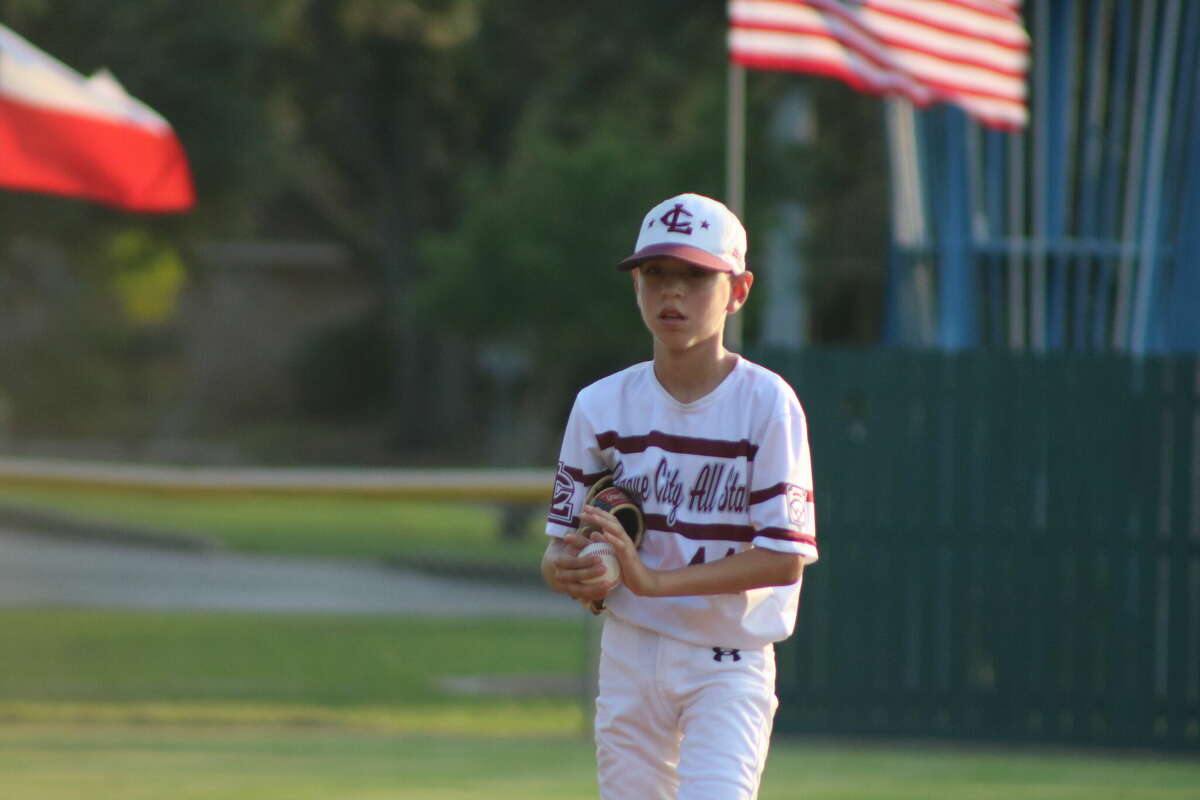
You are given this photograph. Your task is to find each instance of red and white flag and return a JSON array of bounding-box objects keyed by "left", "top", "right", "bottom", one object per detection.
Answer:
[
  {"left": 0, "top": 24, "right": 194, "bottom": 212},
  {"left": 729, "top": 0, "right": 1030, "bottom": 129}
]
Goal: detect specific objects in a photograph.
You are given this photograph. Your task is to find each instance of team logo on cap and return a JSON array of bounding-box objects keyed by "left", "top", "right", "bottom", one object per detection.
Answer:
[{"left": 659, "top": 203, "right": 694, "bottom": 235}]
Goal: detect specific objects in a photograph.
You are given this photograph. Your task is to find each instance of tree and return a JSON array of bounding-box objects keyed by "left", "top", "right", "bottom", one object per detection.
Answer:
[
  {"left": 258, "top": 0, "right": 487, "bottom": 451},
  {"left": 0, "top": 1, "right": 890, "bottom": 461},
  {"left": 415, "top": 1, "right": 732, "bottom": 461}
]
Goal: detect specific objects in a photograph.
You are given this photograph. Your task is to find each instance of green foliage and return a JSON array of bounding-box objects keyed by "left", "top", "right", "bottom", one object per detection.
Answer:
[
  {"left": 786, "top": 81, "right": 890, "bottom": 342},
  {"left": 0, "top": 1, "right": 891, "bottom": 457},
  {"left": 0, "top": 232, "right": 185, "bottom": 438},
  {"left": 288, "top": 315, "right": 394, "bottom": 421},
  {"left": 417, "top": 2, "right": 729, "bottom": 372},
  {"left": 419, "top": 115, "right": 675, "bottom": 365},
  {"left": 104, "top": 230, "right": 187, "bottom": 326},
  {"left": 0, "top": 331, "right": 127, "bottom": 434},
  {"left": 0, "top": 255, "right": 177, "bottom": 438}
]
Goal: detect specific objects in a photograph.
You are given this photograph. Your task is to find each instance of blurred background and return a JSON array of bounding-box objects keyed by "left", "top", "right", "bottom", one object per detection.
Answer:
[
  {"left": 0, "top": 1, "right": 1198, "bottom": 798},
  {"left": 0, "top": 0, "right": 890, "bottom": 469}
]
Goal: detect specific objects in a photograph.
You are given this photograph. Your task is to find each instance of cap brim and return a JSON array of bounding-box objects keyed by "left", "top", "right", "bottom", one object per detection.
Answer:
[{"left": 616, "top": 243, "right": 737, "bottom": 273}]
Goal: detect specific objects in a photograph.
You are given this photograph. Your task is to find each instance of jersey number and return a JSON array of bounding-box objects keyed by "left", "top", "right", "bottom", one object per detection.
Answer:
[{"left": 688, "top": 546, "right": 737, "bottom": 566}]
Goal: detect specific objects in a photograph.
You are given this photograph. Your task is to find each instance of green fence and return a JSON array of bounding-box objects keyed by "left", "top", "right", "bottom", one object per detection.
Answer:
[{"left": 756, "top": 348, "right": 1200, "bottom": 750}]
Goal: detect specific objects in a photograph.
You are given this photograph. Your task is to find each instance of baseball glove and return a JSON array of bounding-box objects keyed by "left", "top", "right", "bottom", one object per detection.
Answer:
[
  {"left": 579, "top": 473, "right": 644, "bottom": 549},
  {"left": 578, "top": 474, "right": 644, "bottom": 615}
]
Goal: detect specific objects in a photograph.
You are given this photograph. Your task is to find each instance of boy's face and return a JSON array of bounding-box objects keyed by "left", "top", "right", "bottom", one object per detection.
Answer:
[{"left": 632, "top": 257, "right": 753, "bottom": 354}]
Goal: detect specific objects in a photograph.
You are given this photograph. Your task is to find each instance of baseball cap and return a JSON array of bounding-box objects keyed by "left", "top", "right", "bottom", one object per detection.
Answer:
[{"left": 617, "top": 192, "right": 748, "bottom": 275}]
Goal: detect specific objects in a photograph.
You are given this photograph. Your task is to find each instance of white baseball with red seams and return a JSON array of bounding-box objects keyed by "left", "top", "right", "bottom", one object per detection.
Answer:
[{"left": 579, "top": 540, "right": 621, "bottom": 586}]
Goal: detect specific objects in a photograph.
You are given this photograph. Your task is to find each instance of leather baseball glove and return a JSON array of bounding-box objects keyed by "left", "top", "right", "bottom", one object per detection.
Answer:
[
  {"left": 578, "top": 474, "right": 644, "bottom": 614},
  {"left": 579, "top": 473, "right": 645, "bottom": 549}
]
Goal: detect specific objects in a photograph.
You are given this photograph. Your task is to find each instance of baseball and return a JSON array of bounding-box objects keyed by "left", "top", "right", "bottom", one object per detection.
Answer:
[{"left": 579, "top": 540, "right": 621, "bottom": 586}]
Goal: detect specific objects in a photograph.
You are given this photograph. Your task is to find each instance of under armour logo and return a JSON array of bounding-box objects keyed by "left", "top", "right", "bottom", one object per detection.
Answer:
[
  {"left": 660, "top": 203, "right": 693, "bottom": 234},
  {"left": 712, "top": 648, "right": 741, "bottom": 662}
]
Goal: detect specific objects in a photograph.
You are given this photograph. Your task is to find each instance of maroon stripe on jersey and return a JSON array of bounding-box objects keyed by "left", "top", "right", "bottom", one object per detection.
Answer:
[
  {"left": 595, "top": 430, "right": 759, "bottom": 461},
  {"left": 562, "top": 464, "right": 609, "bottom": 486},
  {"left": 559, "top": 514, "right": 818, "bottom": 548},
  {"left": 749, "top": 482, "right": 787, "bottom": 505},
  {"left": 755, "top": 527, "right": 818, "bottom": 547},
  {"left": 644, "top": 515, "right": 815, "bottom": 546},
  {"left": 644, "top": 514, "right": 757, "bottom": 542},
  {"left": 749, "top": 482, "right": 815, "bottom": 505}
]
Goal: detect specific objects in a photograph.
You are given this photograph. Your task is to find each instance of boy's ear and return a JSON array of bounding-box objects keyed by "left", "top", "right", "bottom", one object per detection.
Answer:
[{"left": 727, "top": 270, "right": 754, "bottom": 313}]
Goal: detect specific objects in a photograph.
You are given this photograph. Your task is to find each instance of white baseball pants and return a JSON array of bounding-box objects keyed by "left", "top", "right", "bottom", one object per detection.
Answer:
[{"left": 594, "top": 617, "right": 779, "bottom": 800}]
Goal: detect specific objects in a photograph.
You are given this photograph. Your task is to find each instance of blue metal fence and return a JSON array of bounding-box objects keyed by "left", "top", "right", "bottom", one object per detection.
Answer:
[{"left": 885, "top": 0, "right": 1200, "bottom": 354}]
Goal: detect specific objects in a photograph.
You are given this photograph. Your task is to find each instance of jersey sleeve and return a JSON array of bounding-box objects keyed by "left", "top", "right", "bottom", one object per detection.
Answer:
[
  {"left": 545, "top": 395, "right": 608, "bottom": 539},
  {"left": 747, "top": 396, "right": 819, "bottom": 563}
]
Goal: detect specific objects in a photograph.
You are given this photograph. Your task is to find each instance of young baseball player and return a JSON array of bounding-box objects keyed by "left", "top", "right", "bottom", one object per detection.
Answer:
[{"left": 541, "top": 192, "right": 819, "bottom": 799}]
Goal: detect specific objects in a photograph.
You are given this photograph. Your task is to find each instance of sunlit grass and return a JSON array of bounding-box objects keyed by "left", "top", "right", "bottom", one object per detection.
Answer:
[
  {"left": 2, "top": 725, "right": 1197, "bottom": 800},
  {"left": 0, "top": 610, "right": 583, "bottom": 709},
  {"left": 0, "top": 484, "right": 548, "bottom": 565}
]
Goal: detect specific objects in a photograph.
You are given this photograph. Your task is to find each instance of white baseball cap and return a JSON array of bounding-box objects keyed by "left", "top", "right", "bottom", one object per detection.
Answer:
[{"left": 617, "top": 192, "right": 748, "bottom": 275}]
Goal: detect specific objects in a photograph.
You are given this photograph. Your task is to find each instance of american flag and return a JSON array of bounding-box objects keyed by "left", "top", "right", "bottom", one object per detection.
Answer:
[{"left": 728, "top": 0, "right": 1030, "bottom": 129}]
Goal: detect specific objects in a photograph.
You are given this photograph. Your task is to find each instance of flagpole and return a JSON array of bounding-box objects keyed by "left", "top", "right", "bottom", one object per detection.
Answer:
[{"left": 726, "top": 61, "right": 746, "bottom": 351}]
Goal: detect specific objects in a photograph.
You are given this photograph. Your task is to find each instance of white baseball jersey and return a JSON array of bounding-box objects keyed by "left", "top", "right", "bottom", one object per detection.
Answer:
[{"left": 546, "top": 356, "right": 818, "bottom": 650}]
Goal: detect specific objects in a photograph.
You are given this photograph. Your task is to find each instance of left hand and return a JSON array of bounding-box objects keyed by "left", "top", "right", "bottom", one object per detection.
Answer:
[{"left": 579, "top": 505, "right": 660, "bottom": 597}]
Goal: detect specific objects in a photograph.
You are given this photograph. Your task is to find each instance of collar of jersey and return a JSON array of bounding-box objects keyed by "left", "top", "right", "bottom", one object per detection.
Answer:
[{"left": 647, "top": 355, "right": 743, "bottom": 411}]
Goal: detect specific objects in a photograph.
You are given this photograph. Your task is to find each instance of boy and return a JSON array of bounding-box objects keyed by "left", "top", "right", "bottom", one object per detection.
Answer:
[{"left": 541, "top": 192, "right": 819, "bottom": 799}]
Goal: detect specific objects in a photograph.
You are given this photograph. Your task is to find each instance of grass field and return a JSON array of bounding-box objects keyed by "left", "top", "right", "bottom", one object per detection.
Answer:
[
  {"left": 0, "top": 484, "right": 547, "bottom": 565},
  {"left": 2, "top": 487, "right": 1198, "bottom": 797},
  {"left": 2, "top": 610, "right": 1199, "bottom": 799},
  {"left": 0, "top": 610, "right": 584, "bottom": 727},
  {"left": 4, "top": 724, "right": 1199, "bottom": 799}
]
